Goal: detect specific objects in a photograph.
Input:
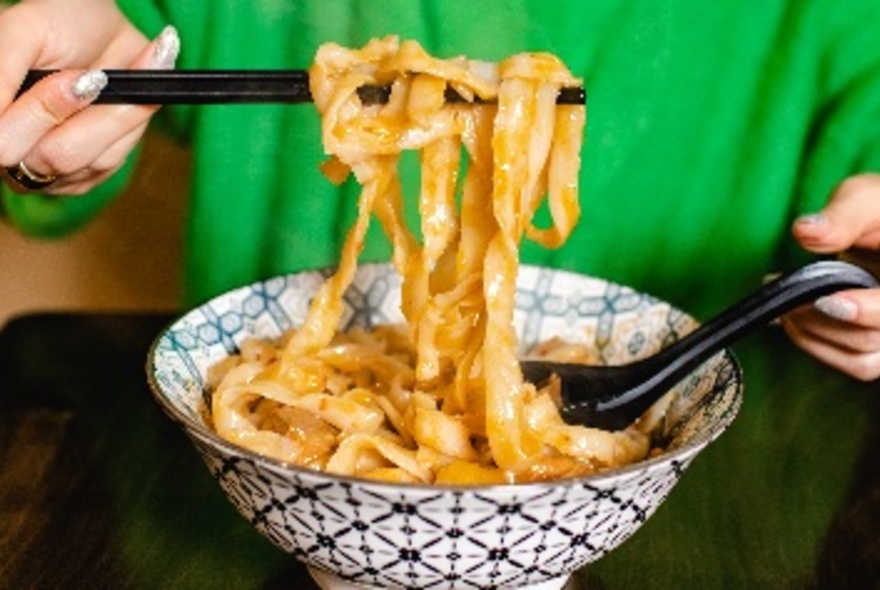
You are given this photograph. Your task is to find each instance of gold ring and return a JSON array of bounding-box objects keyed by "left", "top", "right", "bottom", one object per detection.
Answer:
[{"left": 6, "top": 161, "right": 58, "bottom": 191}]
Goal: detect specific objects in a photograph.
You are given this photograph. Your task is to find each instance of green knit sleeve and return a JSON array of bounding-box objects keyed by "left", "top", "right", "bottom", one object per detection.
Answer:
[{"left": 0, "top": 149, "right": 138, "bottom": 238}]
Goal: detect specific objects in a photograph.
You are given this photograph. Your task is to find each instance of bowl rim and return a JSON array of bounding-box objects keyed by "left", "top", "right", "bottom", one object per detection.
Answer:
[{"left": 145, "top": 263, "right": 744, "bottom": 493}]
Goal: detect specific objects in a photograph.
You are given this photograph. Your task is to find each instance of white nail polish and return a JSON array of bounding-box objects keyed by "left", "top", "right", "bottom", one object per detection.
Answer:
[
  {"left": 72, "top": 69, "right": 108, "bottom": 101},
  {"left": 153, "top": 25, "right": 181, "bottom": 70},
  {"left": 796, "top": 213, "right": 828, "bottom": 226},
  {"left": 815, "top": 295, "right": 858, "bottom": 322}
]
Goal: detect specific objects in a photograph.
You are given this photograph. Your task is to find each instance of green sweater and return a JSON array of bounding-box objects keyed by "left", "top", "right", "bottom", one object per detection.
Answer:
[{"left": 4, "top": 0, "right": 880, "bottom": 320}]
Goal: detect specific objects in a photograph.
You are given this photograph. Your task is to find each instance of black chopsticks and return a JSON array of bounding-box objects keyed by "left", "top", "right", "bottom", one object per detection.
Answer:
[{"left": 20, "top": 70, "right": 586, "bottom": 106}]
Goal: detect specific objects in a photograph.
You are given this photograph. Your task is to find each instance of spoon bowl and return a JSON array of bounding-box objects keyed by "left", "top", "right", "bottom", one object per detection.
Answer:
[{"left": 521, "top": 260, "right": 877, "bottom": 430}]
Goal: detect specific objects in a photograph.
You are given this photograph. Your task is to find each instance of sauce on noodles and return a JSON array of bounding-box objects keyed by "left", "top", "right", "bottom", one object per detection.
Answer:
[{"left": 207, "top": 37, "right": 652, "bottom": 485}]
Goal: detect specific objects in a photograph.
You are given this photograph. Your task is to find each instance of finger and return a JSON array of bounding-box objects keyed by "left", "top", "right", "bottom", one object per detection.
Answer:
[
  {"left": 812, "top": 287, "right": 880, "bottom": 328},
  {"left": 42, "top": 169, "right": 115, "bottom": 196},
  {"left": 792, "top": 174, "right": 880, "bottom": 253},
  {"left": 40, "top": 122, "right": 149, "bottom": 196},
  {"left": 90, "top": 121, "right": 151, "bottom": 175},
  {"left": 90, "top": 20, "right": 153, "bottom": 70},
  {"left": 783, "top": 318, "right": 880, "bottom": 381},
  {"left": 0, "top": 69, "right": 108, "bottom": 170},
  {"left": 782, "top": 285, "right": 880, "bottom": 356},
  {"left": 0, "top": 3, "right": 46, "bottom": 108},
  {"left": 22, "top": 26, "right": 179, "bottom": 179},
  {"left": 783, "top": 305, "right": 880, "bottom": 354}
]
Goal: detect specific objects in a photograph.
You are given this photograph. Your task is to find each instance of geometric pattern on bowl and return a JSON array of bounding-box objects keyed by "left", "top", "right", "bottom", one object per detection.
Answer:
[{"left": 148, "top": 263, "right": 743, "bottom": 589}]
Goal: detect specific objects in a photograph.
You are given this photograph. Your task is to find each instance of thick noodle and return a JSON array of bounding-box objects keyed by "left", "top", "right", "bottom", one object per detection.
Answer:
[{"left": 210, "top": 37, "right": 651, "bottom": 484}]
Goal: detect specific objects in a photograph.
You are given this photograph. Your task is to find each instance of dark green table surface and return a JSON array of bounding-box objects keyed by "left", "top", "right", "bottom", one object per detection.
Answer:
[{"left": 0, "top": 312, "right": 877, "bottom": 589}]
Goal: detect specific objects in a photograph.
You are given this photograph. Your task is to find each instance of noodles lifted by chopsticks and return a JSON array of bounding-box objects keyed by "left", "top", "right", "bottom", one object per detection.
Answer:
[{"left": 208, "top": 36, "right": 650, "bottom": 484}]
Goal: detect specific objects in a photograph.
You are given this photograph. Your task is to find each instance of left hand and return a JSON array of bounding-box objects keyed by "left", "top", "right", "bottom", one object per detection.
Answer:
[{"left": 784, "top": 173, "right": 880, "bottom": 381}]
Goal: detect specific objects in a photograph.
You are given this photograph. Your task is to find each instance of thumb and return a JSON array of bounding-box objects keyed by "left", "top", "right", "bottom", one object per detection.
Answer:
[{"left": 792, "top": 174, "right": 880, "bottom": 255}]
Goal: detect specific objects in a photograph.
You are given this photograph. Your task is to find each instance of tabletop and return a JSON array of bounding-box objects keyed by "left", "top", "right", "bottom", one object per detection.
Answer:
[{"left": 0, "top": 312, "right": 877, "bottom": 589}]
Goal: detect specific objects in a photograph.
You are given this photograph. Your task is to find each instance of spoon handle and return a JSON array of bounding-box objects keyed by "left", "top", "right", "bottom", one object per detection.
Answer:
[{"left": 590, "top": 260, "right": 877, "bottom": 418}]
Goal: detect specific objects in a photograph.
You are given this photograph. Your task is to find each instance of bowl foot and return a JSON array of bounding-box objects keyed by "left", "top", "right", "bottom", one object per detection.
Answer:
[{"left": 308, "top": 565, "right": 571, "bottom": 590}]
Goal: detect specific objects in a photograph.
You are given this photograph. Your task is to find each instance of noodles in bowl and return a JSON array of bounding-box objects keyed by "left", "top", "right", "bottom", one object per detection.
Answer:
[
  {"left": 204, "top": 37, "right": 653, "bottom": 485},
  {"left": 147, "top": 263, "right": 742, "bottom": 590},
  {"left": 146, "top": 38, "right": 742, "bottom": 588}
]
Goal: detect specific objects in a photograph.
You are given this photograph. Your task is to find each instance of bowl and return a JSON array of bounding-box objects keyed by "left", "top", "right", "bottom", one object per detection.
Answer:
[{"left": 147, "top": 262, "right": 742, "bottom": 590}]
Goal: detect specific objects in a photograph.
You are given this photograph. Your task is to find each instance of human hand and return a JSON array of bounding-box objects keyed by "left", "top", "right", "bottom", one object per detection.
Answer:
[
  {"left": 0, "top": 0, "right": 179, "bottom": 195},
  {"left": 785, "top": 174, "right": 880, "bottom": 380}
]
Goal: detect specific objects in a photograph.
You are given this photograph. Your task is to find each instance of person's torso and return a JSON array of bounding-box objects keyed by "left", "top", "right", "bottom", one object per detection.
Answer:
[{"left": 139, "top": 0, "right": 848, "bottom": 315}]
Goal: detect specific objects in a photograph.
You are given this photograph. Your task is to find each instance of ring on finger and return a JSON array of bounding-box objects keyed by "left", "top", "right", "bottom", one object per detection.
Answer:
[{"left": 5, "top": 161, "right": 58, "bottom": 191}]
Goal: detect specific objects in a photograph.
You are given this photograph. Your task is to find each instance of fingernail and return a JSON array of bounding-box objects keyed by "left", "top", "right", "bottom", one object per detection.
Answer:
[
  {"left": 815, "top": 295, "right": 858, "bottom": 322},
  {"left": 72, "top": 69, "right": 108, "bottom": 101},
  {"left": 152, "top": 25, "right": 180, "bottom": 70},
  {"left": 796, "top": 213, "right": 828, "bottom": 227}
]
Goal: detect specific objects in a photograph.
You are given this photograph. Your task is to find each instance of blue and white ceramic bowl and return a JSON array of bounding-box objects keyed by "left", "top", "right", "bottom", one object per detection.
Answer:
[{"left": 147, "top": 263, "right": 742, "bottom": 590}]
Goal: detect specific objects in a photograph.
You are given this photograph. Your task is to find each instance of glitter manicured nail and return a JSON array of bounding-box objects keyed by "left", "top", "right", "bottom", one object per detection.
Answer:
[
  {"left": 815, "top": 295, "right": 858, "bottom": 322},
  {"left": 796, "top": 213, "right": 828, "bottom": 226},
  {"left": 72, "top": 70, "right": 108, "bottom": 101},
  {"left": 153, "top": 25, "right": 181, "bottom": 70}
]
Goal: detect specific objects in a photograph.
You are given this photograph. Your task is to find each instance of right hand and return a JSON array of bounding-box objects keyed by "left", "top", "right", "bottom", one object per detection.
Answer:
[
  {"left": 0, "top": 0, "right": 179, "bottom": 195},
  {"left": 784, "top": 174, "right": 880, "bottom": 381}
]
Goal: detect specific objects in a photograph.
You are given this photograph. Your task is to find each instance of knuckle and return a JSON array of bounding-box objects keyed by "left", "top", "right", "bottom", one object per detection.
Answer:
[
  {"left": 22, "top": 74, "right": 85, "bottom": 129},
  {"left": 861, "top": 329, "right": 880, "bottom": 351},
  {"left": 839, "top": 328, "right": 880, "bottom": 354},
  {"left": 31, "top": 137, "right": 80, "bottom": 176},
  {"left": 29, "top": 92, "right": 67, "bottom": 128}
]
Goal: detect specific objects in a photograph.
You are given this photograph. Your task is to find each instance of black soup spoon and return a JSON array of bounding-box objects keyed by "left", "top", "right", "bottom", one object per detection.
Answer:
[{"left": 520, "top": 260, "right": 878, "bottom": 431}]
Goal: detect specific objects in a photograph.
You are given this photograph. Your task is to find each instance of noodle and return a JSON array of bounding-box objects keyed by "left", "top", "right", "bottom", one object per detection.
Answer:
[{"left": 209, "top": 37, "right": 650, "bottom": 484}]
